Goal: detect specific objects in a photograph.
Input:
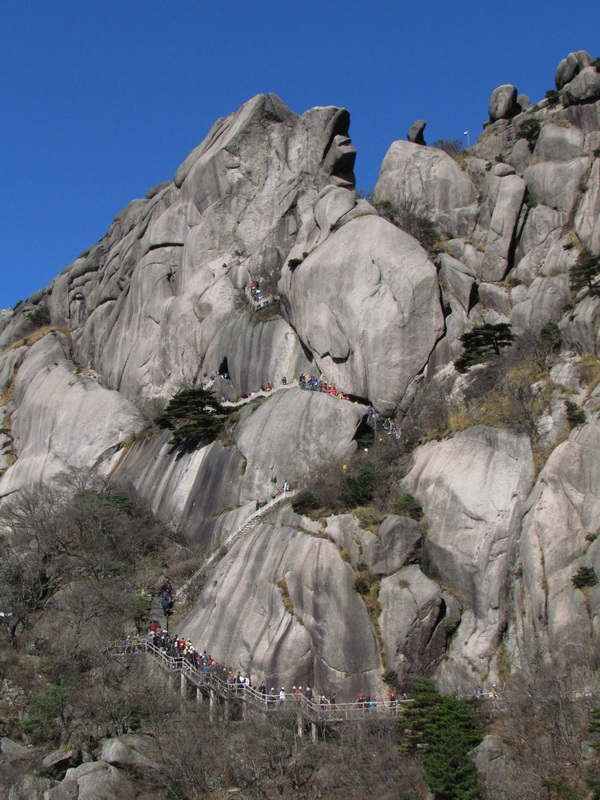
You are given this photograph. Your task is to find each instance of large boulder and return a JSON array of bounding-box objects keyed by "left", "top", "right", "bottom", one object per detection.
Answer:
[
  {"left": 44, "top": 761, "right": 135, "bottom": 800},
  {"left": 280, "top": 214, "right": 444, "bottom": 413},
  {"left": 42, "top": 748, "right": 81, "bottom": 777},
  {"left": 510, "top": 274, "right": 570, "bottom": 333},
  {"left": 407, "top": 120, "right": 426, "bottom": 145},
  {"left": 373, "top": 140, "right": 476, "bottom": 218},
  {"left": 325, "top": 513, "right": 422, "bottom": 574},
  {"left": 235, "top": 387, "right": 365, "bottom": 495},
  {"left": 379, "top": 565, "right": 459, "bottom": 682},
  {"left": 100, "top": 735, "right": 160, "bottom": 770},
  {"left": 534, "top": 123, "right": 584, "bottom": 162},
  {"left": 367, "top": 515, "right": 422, "bottom": 574},
  {"left": 479, "top": 173, "right": 526, "bottom": 281},
  {"left": 488, "top": 85, "right": 520, "bottom": 122},
  {"left": 402, "top": 426, "right": 534, "bottom": 680},
  {"left": 561, "top": 66, "right": 600, "bottom": 107},
  {"left": 523, "top": 158, "right": 589, "bottom": 215},
  {"left": 555, "top": 50, "right": 593, "bottom": 90}
]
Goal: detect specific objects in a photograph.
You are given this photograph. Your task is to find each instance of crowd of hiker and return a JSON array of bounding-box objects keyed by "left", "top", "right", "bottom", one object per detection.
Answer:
[
  {"left": 243, "top": 280, "right": 270, "bottom": 307},
  {"left": 207, "top": 372, "right": 403, "bottom": 441},
  {"left": 124, "top": 624, "right": 404, "bottom": 709}
]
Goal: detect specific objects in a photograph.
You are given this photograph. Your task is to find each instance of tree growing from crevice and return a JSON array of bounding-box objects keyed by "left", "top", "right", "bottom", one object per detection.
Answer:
[
  {"left": 455, "top": 323, "right": 515, "bottom": 372},
  {"left": 570, "top": 247, "right": 600, "bottom": 294},
  {"left": 156, "top": 387, "right": 233, "bottom": 453}
]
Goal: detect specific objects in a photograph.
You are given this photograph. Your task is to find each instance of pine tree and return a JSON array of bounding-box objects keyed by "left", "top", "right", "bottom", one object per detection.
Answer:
[
  {"left": 570, "top": 247, "right": 600, "bottom": 294},
  {"left": 454, "top": 323, "right": 515, "bottom": 372},
  {"left": 399, "top": 679, "right": 482, "bottom": 799},
  {"left": 156, "top": 388, "right": 232, "bottom": 453}
]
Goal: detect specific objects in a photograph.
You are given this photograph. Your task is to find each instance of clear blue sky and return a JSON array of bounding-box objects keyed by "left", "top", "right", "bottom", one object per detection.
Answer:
[{"left": 2, "top": 1, "right": 599, "bottom": 308}]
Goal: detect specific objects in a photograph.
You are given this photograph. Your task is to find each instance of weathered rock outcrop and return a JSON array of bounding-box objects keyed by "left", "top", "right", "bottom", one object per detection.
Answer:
[
  {"left": 514, "top": 416, "right": 600, "bottom": 667},
  {"left": 380, "top": 565, "right": 460, "bottom": 682},
  {"left": 373, "top": 140, "right": 476, "bottom": 237},
  {"left": 1, "top": 332, "right": 144, "bottom": 495},
  {"left": 178, "top": 506, "right": 383, "bottom": 696},
  {"left": 1, "top": 63, "right": 600, "bottom": 700},
  {"left": 488, "top": 84, "right": 520, "bottom": 122},
  {"left": 45, "top": 761, "right": 134, "bottom": 800},
  {"left": 556, "top": 50, "right": 593, "bottom": 90},
  {"left": 280, "top": 213, "right": 444, "bottom": 412},
  {"left": 112, "top": 387, "right": 364, "bottom": 543},
  {"left": 402, "top": 426, "right": 534, "bottom": 682},
  {"left": 100, "top": 735, "right": 160, "bottom": 770}
]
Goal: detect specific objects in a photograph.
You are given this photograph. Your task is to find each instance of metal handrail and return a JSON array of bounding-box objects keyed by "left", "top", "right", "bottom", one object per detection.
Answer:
[{"left": 109, "top": 640, "right": 410, "bottom": 721}]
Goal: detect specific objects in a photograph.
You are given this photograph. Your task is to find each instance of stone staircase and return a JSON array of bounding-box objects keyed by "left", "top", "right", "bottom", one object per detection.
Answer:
[{"left": 175, "top": 489, "right": 297, "bottom": 603}]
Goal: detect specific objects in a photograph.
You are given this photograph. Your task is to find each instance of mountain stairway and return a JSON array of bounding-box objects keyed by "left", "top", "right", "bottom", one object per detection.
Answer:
[
  {"left": 109, "top": 639, "right": 407, "bottom": 739},
  {"left": 175, "top": 489, "right": 297, "bottom": 603}
]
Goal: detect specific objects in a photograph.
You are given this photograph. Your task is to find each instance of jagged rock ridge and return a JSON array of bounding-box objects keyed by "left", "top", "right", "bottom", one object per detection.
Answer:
[{"left": 1, "top": 50, "right": 600, "bottom": 698}]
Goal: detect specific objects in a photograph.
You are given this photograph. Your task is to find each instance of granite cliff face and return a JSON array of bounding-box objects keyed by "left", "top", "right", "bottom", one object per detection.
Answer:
[{"left": 2, "top": 52, "right": 600, "bottom": 696}]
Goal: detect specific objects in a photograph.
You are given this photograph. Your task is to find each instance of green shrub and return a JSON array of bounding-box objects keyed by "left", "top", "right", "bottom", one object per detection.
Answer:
[
  {"left": 20, "top": 684, "right": 70, "bottom": 743},
  {"left": 341, "top": 462, "right": 379, "bottom": 508},
  {"left": 26, "top": 305, "right": 51, "bottom": 328},
  {"left": 517, "top": 119, "right": 541, "bottom": 147},
  {"left": 372, "top": 198, "right": 438, "bottom": 253},
  {"left": 572, "top": 566, "right": 598, "bottom": 589},
  {"left": 354, "top": 574, "right": 370, "bottom": 594},
  {"left": 395, "top": 494, "right": 423, "bottom": 520},
  {"left": 291, "top": 490, "right": 320, "bottom": 515},
  {"left": 288, "top": 257, "right": 303, "bottom": 271},
  {"left": 525, "top": 192, "right": 538, "bottom": 209},
  {"left": 579, "top": 183, "right": 589, "bottom": 193},
  {"left": 383, "top": 669, "right": 400, "bottom": 689},
  {"left": 564, "top": 400, "right": 586, "bottom": 426},
  {"left": 540, "top": 321, "right": 561, "bottom": 347},
  {"left": 546, "top": 89, "right": 560, "bottom": 105},
  {"left": 441, "top": 618, "right": 460, "bottom": 636}
]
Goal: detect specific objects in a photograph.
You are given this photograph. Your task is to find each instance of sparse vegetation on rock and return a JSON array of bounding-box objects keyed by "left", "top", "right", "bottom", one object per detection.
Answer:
[{"left": 2, "top": 52, "right": 600, "bottom": 796}]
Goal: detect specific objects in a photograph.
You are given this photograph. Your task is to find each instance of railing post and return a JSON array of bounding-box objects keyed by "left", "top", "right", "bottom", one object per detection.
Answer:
[
  {"left": 210, "top": 689, "right": 216, "bottom": 723},
  {"left": 180, "top": 672, "right": 187, "bottom": 699},
  {"left": 311, "top": 722, "right": 317, "bottom": 742},
  {"left": 297, "top": 713, "right": 304, "bottom": 738}
]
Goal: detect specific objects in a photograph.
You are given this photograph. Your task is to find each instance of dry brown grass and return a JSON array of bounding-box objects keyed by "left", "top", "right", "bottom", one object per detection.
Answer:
[
  {"left": 277, "top": 577, "right": 302, "bottom": 623},
  {"left": 579, "top": 353, "right": 600, "bottom": 393},
  {"left": 353, "top": 506, "right": 386, "bottom": 534},
  {"left": 1, "top": 325, "right": 71, "bottom": 355},
  {"left": 449, "top": 363, "right": 553, "bottom": 440},
  {"left": 0, "top": 382, "right": 14, "bottom": 406}
]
